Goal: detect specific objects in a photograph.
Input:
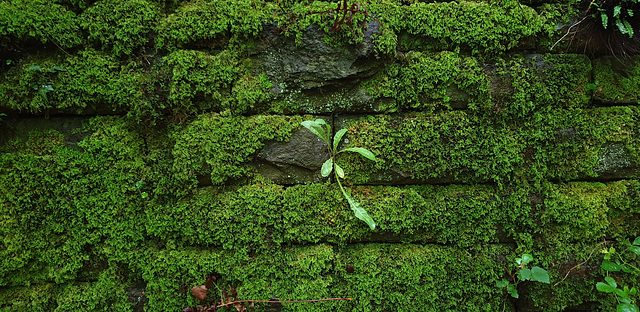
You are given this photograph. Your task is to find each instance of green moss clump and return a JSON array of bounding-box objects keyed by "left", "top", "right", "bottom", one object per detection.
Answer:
[
  {"left": 56, "top": 50, "right": 147, "bottom": 112},
  {"left": 171, "top": 114, "right": 304, "bottom": 186},
  {"left": 0, "top": 50, "right": 148, "bottom": 114},
  {"left": 372, "top": 0, "right": 546, "bottom": 54},
  {"left": 162, "top": 49, "right": 275, "bottom": 115},
  {"left": 343, "top": 112, "right": 523, "bottom": 184},
  {"left": 489, "top": 54, "right": 591, "bottom": 118},
  {"left": 0, "top": 117, "right": 156, "bottom": 286},
  {"left": 80, "top": 0, "right": 161, "bottom": 55},
  {"left": 0, "top": 0, "right": 82, "bottom": 49},
  {"left": 0, "top": 284, "right": 59, "bottom": 311},
  {"left": 364, "top": 51, "right": 489, "bottom": 112},
  {"left": 593, "top": 56, "right": 640, "bottom": 104},
  {"left": 343, "top": 107, "right": 640, "bottom": 184},
  {"left": 136, "top": 243, "right": 511, "bottom": 312},
  {"left": 156, "top": 0, "right": 270, "bottom": 50},
  {"left": 0, "top": 55, "right": 67, "bottom": 112}
]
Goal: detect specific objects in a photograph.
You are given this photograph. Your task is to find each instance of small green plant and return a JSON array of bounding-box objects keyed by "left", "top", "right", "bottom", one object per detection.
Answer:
[
  {"left": 301, "top": 119, "right": 376, "bottom": 230},
  {"left": 589, "top": 0, "right": 638, "bottom": 38},
  {"left": 596, "top": 237, "right": 640, "bottom": 312},
  {"left": 27, "top": 65, "right": 64, "bottom": 100},
  {"left": 496, "top": 254, "right": 550, "bottom": 298}
]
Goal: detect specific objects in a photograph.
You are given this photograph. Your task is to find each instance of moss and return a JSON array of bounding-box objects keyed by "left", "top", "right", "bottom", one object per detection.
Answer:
[
  {"left": 171, "top": 113, "right": 304, "bottom": 186},
  {"left": 342, "top": 112, "right": 523, "bottom": 184},
  {"left": 2, "top": 121, "right": 639, "bottom": 309},
  {"left": 54, "top": 269, "right": 133, "bottom": 312},
  {"left": 341, "top": 107, "right": 639, "bottom": 184},
  {"left": 135, "top": 243, "right": 512, "bottom": 311},
  {"left": 164, "top": 49, "right": 274, "bottom": 115},
  {"left": 489, "top": 54, "right": 592, "bottom": 119},
  {"left": 0, "top": 0, "right": 82, "bottom": 49},
  {"left": 80, "top": 0, "right": 161, "bottom": 56},
  {"left": 144, "top": 179, "right": 640, "bottom": 251},
  {"left": 372, "top": 0, "right": 547, "bottom": 54},
  {"left": 364, "top": 51, "right": 490, "bottom": 112},
  {"left": 593, "top": 56, "right": 640, "bottom": 104},
  {"left": 156, "top": 0, "right": 271, "bottom": 50},
  {"left": 0, "top": 284, "right": 59, "bottom": 311},
  {"left": 0, "top": 117, "right": 157, "bottom": 286},
  {"left": 0, "top": 50, "right": 148, "bottom": 114},
  {"left": 275, "top": 1, "right": 373, "bottom": 47},
  {"left": 0, "top": 54, "right": 67, "bottom": 112}
]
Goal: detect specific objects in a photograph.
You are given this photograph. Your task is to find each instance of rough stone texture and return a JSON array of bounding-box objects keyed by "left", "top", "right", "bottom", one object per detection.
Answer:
[
  {"left": 254, "top": 125, "right": 331, "bottom": 184},
  {"left": 596, "top": 143, "right": 639, "bottom": 180},
  {"left": 253, "top": 24, "right": 382, "bottom": 113},
  {"left": 2, "top": 1, "right": 640, "bottom": 311}
]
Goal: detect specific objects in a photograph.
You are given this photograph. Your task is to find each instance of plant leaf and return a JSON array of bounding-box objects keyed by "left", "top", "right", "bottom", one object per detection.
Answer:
[
  {"left": 321, "top": 158, "right": 333, "bottom": 177},
  {"left": 531, "top": 266, "right": 550, "bottom": 284},
  {"left": 49, "top": 65, "right": 64, "bottom": 72},
  {"left": 624, "top": 19, "right": 634, "bottom": 37},
  {"left": 507, "top": 284, "right": 519, "bottom": 298},
  {"left": 597, "top": 282, "right": 616, "bottom": 293},
  {"left": 616, "top": 18, "right": 629, "bottom": 35},
  {"left": 616, "top": 288, "right": 629, "bottom": 298},
  {"left": 333, "top": 129, "right": 348, "bottom": 154},
  {"left": 340, "top": 186, "right": 376, "bottom": 230},
  {"left": 633, "top": 236, "right": 640, "bottom": 246},
  {"left": 518, "top": 268, "right": 532, "bottom": 281},
  {"left": 517, "top": 254, "right": 534, "bottom": 266},
  {"left": 618, "top": 303, "right": 640, "bottom": 312},
  {"left": 301, "top": 120, "right": 330, "bottom": 143},
  {"left": 495, "top": 279, "right": 509, "bottom": 288},
  {"left": 341, "top": 147, "right": 376, "bottom": 161},
  {"left": 335, "top": 163, "right": 345, "bottom": 178},
  {"left": 614, "top": 5, "right": 622, "bottom": 17},
  {"left": 606, "top": 276, "right": 618, "bottom": 288},
  {"left": 630, "top": 246, "right": 640, "bottom": 255},
  {"left": 602, "top": 260, "right": 623, "bottom": 272},
  {"left": 601, "top": 13, "right": 609, "bottom": 28}
]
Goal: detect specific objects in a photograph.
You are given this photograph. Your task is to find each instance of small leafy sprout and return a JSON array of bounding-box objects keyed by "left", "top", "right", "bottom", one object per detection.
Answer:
[
  {"left": 496, "top": 253, "right": 550, "bottom": 299},
  {"left": 597, "top": 277, "right": 638, "bottom": 312},
  {"left": 597, "top": 237, "right": 640, "bottom": 312},
  {"left": 301, "top": 119, "right": 376, "bottom": 230}
]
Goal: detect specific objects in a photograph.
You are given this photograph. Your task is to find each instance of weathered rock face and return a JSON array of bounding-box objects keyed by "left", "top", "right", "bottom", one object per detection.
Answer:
[
  {"left": 3, "top": 1, "right": 640, "bottom": 312},
  {"left": 256, "top": 24, "right": 380, "bottom": 90},
  {"left": 253, "top": 24, "right": 382, "bottom": 113},
  {"left": 255, "top": 126, "right": 330, "bottom": 184},
  {"left": 596, "top": 143, "right": 639, "bottom": 180}
]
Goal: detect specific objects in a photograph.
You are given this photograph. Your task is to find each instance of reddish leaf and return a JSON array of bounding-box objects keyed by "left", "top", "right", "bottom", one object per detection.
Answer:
[
  {"left": 205, "top": 275, "right": 216, "bottom": 290},
  {"left": 191, "top": 286, "right": 208, "bottom": 301},
  {"left": 221, "top": 290, "right": 231, "bottom": 304},
  {"left": 229, "top": 287, "right": 239, "bottom": 301}
]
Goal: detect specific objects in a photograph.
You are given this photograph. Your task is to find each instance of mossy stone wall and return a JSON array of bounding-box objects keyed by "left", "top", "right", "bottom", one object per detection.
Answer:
[{"left": 1, "top": 0, "right": 640, "bottom": 311}]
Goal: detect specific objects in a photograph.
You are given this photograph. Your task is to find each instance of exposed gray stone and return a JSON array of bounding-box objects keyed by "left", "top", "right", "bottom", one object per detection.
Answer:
[
  {"left": 596, "top": 143, "right": 639, "bottom": 179},
  {"left": 253, "top": 24, "right": 382, "bottom": 113},
  {"left": 254, "top": 118, "right": 331, "bottom": 184}
]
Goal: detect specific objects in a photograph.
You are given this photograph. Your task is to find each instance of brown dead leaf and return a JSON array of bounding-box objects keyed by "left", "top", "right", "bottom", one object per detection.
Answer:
[{"left": 191, "top": 286, "right": 208, "bottom": 301}]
